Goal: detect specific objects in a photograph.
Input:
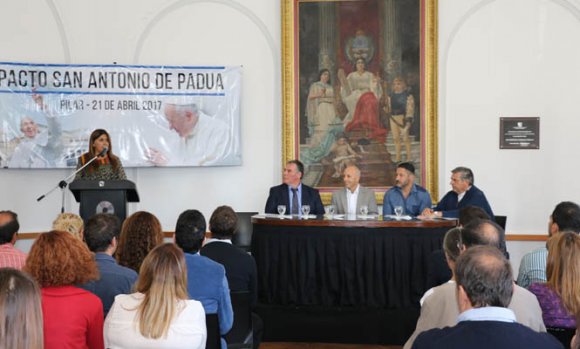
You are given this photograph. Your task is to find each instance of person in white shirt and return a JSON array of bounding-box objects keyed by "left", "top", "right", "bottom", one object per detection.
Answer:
[
  {"left": 330, "top": 165, "right": 378, "bottom": 215},
  {"left": 104, "top": 243, "right": 206, "bottom": 349}
]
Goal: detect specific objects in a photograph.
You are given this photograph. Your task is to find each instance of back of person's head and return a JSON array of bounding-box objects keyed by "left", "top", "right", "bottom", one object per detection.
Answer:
[
  {"left": 209, "top": 206, "right": 238, "bottom": 240},
  {"left": 461, "top": 219, "right": 507, "bottom": 256},
  {"left": 135, "top": 243, "right": 188, "bottom": 339},
  {"left": 458, "top": 206, "right": 490, "bottom": 227},
  {"left": 552, "top": 201, "right": 580, "bottom": 233},
  {"left": 0, "top": 268, "right": 44, "bottom": 349},
  {"left": 52, "top": 212, "right": 84, "bottom": 240},
  {"left": 546, "top": 232, "right": 580, "bottom": 316},
  {"left": 117, "top": 211, "right": 164, "bottom": 272},
  {"left": 25, "top": 230, "right": 99, "bottom": 287},
  {"left": 443, "top": 227, "right": 463, "bottom": 263},
  {"left": 455, "top": 245, "right": 513, "bottom": 308},
  {"left": 0, "top": 210, "right": 19, "bottom": 244},
  {"left": 84, "top": 213, "right": 121, "bottom": 253},
  {"left": 174, "top": 210, "right": 206, "bottom": 254}
]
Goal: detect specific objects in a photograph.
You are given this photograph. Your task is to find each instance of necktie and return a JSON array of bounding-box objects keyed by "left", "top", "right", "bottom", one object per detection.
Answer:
[{"left": 291, "top": 188, "right": 299, "bottom": 215}]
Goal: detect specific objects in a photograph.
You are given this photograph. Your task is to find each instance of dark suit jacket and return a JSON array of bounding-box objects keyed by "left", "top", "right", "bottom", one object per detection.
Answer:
[
  {"left": 264, "top": 183, "right": 324, "bottom": 215},
  {"left": 200, "top": 241, "right": 258, "bottom": 307},
  {"left": 434, "top": 185, "right": 494, "bottom": 220},
  {"left": 413, "top": 320, "right": 563, "bottom": 349}
]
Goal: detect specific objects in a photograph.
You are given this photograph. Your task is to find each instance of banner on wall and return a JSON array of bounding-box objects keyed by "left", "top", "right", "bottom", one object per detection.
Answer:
[{"left": 0, "top": 61, "right": 242, "bottom": 169}]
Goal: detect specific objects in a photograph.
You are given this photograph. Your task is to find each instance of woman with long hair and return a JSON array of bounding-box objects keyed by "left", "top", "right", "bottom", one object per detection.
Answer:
[
  {"left": 105, "top": 243, "right": 206, "bottom": 348},
  {"left": 0, "top": 268, "right": 44, "bottom": 349},
  {"left": 530, "top": 232, "right": 579, "bottom": 329},
  {"left": 116, "top": 211, "right": 164, "bottom": 273},
  {"left": 25, "top": 230, "right": 103, "bottom": 349},
  {"left": 75, "top": 129, "right": 126, "bottom": 180}
]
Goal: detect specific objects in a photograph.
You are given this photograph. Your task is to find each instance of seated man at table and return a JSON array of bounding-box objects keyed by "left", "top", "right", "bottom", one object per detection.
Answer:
[
  {"left": 264, "top": 159, "right": 324, "bottom": 215},
  {"left": 412, "top": 246, "right": 561, "bottom": 349},
  {"left": 383, "top": 162, "right": 432, "bottom": 217},
  {"left": 421, "top": 166, "right": 494, "bottom": 219},
  {"left": 330, "top": 165, "right": 378, "bottom": 215}
]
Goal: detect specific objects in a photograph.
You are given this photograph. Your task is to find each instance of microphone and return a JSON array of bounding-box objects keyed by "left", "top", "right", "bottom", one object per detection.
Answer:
[{"left": 98, "top": 147, "right": 108, "bottom": 157}]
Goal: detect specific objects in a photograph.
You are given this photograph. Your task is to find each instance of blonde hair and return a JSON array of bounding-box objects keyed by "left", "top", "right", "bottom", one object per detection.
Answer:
[
  {"left": 0, "top": 268, "right": 44, "bottom": 349},
  {"left": 52, "top": 213, "right": 84, "bottom": 239},
  {"left": 546, "top": 232, "right": 580, "bottom": 315},
  {"left": 134, "top": 243, "right": 188, "bottom": 339}
]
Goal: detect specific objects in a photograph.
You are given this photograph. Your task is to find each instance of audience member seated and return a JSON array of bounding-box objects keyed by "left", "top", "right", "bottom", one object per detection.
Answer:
[
  {"left": 421, "top": 166, "right": 494, "bottom": 220},
  {"left": 116, "top": 211, "right": 164, "bottom": 273},
  {"left": 412, "top": 246, "right": 562, "bottom": 349},
  {"left": 201, "top": 205, "right": 263, "bottom": 349},
  {"left": 0, "top": 268, "right": 44, "bottom": 349},
  {"left": 383, "top": 162, "right": 431, "bottom": 217},
  {"left": 0, "top": 210, "right": 26, "bottom": 269},
  {"left": 518, "top": 201, "right": 580, "bottom": 289},
  {"left": 529, "top": 232, "right": 579, "bottom": 330},
  {"left": 264, "top": 159, "right": 324, "bottom": 215},
  {"left": 174, "top": 209, "right": 233, "bottom": 348},
  {"left": 79, "top": 213, "right": 138, "bottom": 317},
  {"left": 104, "top": 243, "right": 206, "bottom": 349},
  {"left": 405, "top": 219, "right": 546, "bottom": 349},
  {"left": 425, "top": 206, "right": 490, "bottom": 289},
  {"left": 52, "top": 212, "right": 84, "bottom": 240},
  {"left": 331, "top": 165, "right": 378, "bottom": 215},
  {"left": 25, "top": 230, "right": 103, "bottom": 349}
]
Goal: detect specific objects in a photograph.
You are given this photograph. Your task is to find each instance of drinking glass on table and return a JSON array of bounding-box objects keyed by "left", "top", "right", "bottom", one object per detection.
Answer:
[
  {"left": 301, "top": 205, "right": 310, "bottom": 218},
  {"left": 394, "top": 206, "right": 403, "bottom": 218},
  {"left": 359, "top": 205, "right": 369, "bottom": 216},
  {"left": 277, "top": 205, "right": 286, "bottom": 216}
]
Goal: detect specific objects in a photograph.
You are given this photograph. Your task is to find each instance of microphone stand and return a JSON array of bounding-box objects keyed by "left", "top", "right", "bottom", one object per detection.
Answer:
[{"left": 37, "top": 151, "right": 106, "bottom": 213}]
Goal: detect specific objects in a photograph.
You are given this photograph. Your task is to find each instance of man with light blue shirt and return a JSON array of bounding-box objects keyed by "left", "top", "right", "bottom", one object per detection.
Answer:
[
  {"left": 383, "top": 162, "right": 432, "bottom": 216},
  {"left": 174, "top": 209, "right": 233, "bottom": 349},
  {"left": 412, "top": 246, "right": 561, "bottom": 349}
]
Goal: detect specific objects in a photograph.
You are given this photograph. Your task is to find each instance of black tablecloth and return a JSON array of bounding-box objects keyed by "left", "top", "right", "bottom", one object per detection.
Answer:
[{"left": 251, "top": 224, "right": 449, "bottom": 308}]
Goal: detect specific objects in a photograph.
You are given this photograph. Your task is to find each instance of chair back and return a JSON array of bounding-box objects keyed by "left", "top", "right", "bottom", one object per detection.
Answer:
[
  {"left": 205, "top": 313, "right": 221, "bottom": 349},
  {"left": 225, "top": 291, "right": 253, "bottom": 347},
  {"left": 494, "top": 215, "right": 507, "bottom": 230},
  {"left": 233, "top": 212, "right": 257, "bottom": 253}
]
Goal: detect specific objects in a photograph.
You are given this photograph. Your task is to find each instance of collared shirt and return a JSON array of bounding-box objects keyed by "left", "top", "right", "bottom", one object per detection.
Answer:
[
  {"left": 0, "top": 243, "right": 27, "bottom": 269},
  {"left": 458, "top": 306, "right": 517, "bottom": 323},
  {"left": 204, "top": 238, "right": 233, "bottom": 245},
  {"left": 287, "top": 183, "right": 302, "bottom": 213},
  {"left": 346, "top": 185, "right": 360, "bottom": 215},
  {"left": 382, "top": 183, "right": 432, "bottom": 216},
  {"left": 517, "top": 247, "right": 548, "bottom": 289}
]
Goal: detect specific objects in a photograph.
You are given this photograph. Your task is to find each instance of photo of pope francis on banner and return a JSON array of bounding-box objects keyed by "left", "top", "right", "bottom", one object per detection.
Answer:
[{"left": 0, "top": 61, "right": 242, "bottom": 168}]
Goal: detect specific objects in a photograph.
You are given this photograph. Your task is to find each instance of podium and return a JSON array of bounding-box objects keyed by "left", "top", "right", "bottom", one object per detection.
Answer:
[{"left": 69, "top": 180, "right": 140, "bottom": 222}]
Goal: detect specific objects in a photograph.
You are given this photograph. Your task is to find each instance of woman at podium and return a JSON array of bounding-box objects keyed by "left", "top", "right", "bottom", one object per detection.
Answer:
[{"left": 76, "top": 129, "right": 126, "bottom": 180}]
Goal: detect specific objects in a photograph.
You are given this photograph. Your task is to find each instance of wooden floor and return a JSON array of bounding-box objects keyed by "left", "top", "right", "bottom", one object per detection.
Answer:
[{"left": 261, "top": 343, "right": 401, "bottom": 349}]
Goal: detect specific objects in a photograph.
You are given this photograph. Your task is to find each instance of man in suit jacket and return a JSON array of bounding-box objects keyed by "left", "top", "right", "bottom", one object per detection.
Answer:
[
  {"left": 412, "top": 246, "right": 561, "bottom": 349},
  {"left": 201, "top": 205, "right": 262, "bottom": 349},
  {"left": 422, "top": 166, "right": 494, "bottom": 219},
  {"left": 174, "top": 209, "right": 233, "bottom": 349},
  {"left": 383, "top": 162, "right": 432, "bottom": 216},
  {"left": 331, "top": 165, "right": 378, "bottom": 215},
  {"left": 264, "top": 159, "right": 324, "bottom": 215}
]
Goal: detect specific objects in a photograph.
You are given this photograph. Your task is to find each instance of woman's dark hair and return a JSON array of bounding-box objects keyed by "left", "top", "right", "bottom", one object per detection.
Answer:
[{"left": 318, "top": 69, "right": 331, "bottom": 84}]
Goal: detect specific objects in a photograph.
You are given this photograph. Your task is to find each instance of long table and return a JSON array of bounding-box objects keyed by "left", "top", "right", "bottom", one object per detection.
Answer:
[{"left": 251, "top": 216, "right": 457, "bottom": 344}]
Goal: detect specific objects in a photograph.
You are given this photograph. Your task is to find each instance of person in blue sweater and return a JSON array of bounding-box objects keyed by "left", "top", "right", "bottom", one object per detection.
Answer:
[{"left": 422, "top": 166, "right": 494, "bottom": 219}]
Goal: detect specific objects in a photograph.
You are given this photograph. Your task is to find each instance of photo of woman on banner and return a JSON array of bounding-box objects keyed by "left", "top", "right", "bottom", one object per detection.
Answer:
[
  {"left": 75, "top": 129, "right": 127, "bottom": 180},
  {"left": 7, "top": 91, "right": 64, "bottom": 168},
  {"left": 146, "top": 98, "right": 232, "bottom": 167}
]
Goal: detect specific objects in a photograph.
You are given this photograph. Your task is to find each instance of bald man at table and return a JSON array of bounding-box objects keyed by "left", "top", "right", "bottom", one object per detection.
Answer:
[{"left": 331, "top": 165, "right": 378, "bottom": 215}]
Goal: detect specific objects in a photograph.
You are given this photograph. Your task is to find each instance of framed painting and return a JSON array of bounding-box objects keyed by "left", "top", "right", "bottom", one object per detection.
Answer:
[{"left": 282, "top": 0, "right": 438, "bottom": 204}]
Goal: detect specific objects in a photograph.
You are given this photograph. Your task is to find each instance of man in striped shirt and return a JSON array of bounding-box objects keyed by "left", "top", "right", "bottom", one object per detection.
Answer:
[
  {"left": 517, "top": 201, "right": 580, "bottom": 288},
  {"left": 0, "top": 210, "right": 27, "bottom": 269}
]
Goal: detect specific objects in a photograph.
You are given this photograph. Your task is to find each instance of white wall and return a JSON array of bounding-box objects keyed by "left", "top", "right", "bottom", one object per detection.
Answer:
[
  {"left": 439, "top": 0, "right": 580, "bottom": 234},
  {"left": 2, "top": 0, "right": 579, "bottom": 239},
  {"left": 0, "top": 0, "right": 281, "bottom": 232}
]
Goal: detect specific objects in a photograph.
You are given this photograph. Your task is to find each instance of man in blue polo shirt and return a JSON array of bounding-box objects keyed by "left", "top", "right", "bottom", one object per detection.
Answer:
[
  {"left": 383, "top": 162, "right": 432, "bottom": 216},
  {"left": 80, "top": 213, "right": 137, "bottom": 317}
]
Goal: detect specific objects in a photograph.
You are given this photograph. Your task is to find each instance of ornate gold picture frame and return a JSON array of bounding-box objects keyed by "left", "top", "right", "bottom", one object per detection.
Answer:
[{"left": 282, "top": 0, "right": 438, "bottom": 204}]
